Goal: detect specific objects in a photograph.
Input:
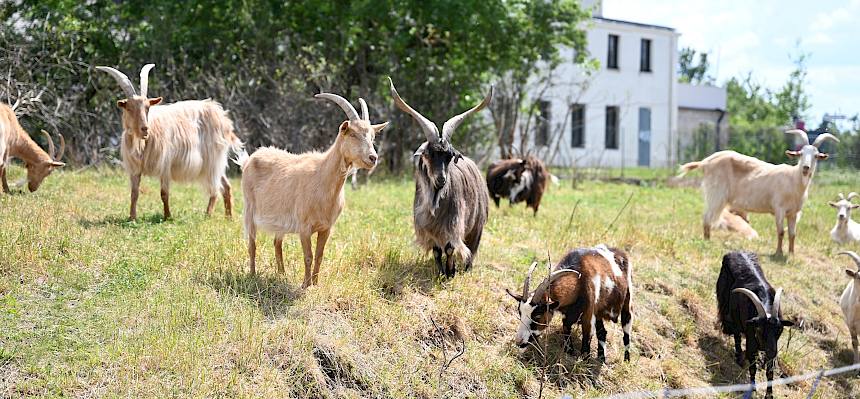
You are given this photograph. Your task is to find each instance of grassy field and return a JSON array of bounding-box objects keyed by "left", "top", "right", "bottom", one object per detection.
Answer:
[{"left": 2, "top": 165, "right": 860, "bottom": 398}]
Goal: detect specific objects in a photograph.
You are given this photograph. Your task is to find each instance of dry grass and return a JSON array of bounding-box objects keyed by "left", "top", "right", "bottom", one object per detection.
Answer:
[{"left": 2, "top": 164, "right": 860, "bottom": 398}]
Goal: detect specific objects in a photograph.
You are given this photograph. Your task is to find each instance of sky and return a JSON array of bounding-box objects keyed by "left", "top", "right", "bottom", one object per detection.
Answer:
[{"left": 601, "top": 0, "right": 860, "bottom": 129}]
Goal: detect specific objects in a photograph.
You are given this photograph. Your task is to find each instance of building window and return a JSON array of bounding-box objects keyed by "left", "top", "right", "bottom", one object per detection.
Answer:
[
  {"left": 605, "top": 106, "right": 619, "bottom": 149},
  {"left": 535, "top": 100, "right": 551, "bottom": 146},
  {"left": 640, "top": 38, "right": 652, "bottom": 72},
  {"left": 571, "top": 104, "right": 585, "bottom": 148},
  {"left": 607, "top": 34, "right": 619, "bottom": 69}
]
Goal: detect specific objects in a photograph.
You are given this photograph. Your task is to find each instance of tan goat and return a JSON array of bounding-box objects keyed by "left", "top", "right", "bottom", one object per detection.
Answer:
[
  {"left": 96, "top": 64, "right": 242, "bottom": 220},
  {"left": 0, "top": 103, "right": 65, "bottom": 193},
  {"left": 236, "top": 93, "right": 387, "bottom": 287},
  {"left": 679, "top": 129, "right": 838, "bottom": 255}
]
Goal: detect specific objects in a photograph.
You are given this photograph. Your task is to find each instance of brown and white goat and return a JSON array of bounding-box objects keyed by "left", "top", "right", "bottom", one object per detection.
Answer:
[
  {"left": 506, "top": 245, "right": 633, "bottom": 362},
  {"left": 96, "top": 64, "right": 242, "bottom": 220},
  {"left": 236, "top": 93, "right": 387, "bottom": 287},
  {"left": 486, "top": 156, "right": 548, "bottom": 216},
  {"left": 678, "top": 129, "right": 838, "bottom": 255},
  {"left": 0, "top": 102, "right": 65, "bottom": 193}
]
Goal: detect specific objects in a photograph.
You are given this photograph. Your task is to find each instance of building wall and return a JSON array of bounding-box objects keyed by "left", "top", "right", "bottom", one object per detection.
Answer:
[
  {"left": 532, "top": 18, "right": 679, "bottom": 168},
  {"left": 677, "top": 108, "right": 729, "bottom": 163}
]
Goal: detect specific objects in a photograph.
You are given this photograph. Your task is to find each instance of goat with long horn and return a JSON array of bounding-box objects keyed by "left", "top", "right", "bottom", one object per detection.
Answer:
[
  {"left": 0, "top": 103, "right": 65, "bottom": 193},
  {"left": 389, "top": 77, "right": 491, "bottom": 278},
  {"left": 717, "top": 251, "right": 793, "bottom": 399},
  {"left": 96, "top": 64, "right": 244, "bottom": 220}
]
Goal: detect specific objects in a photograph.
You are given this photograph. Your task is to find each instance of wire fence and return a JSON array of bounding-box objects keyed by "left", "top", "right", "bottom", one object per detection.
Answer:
[{"left": 569, "top": 362, "right": 860, "bottom": 399}]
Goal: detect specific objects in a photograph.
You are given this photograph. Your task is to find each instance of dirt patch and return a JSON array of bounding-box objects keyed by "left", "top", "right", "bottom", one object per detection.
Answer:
[{"left": 312, "top": 344, "right": 371, "bottom": 395}]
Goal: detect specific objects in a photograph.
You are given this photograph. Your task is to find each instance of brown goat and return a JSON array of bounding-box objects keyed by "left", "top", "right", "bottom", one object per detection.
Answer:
[
  {"left": 486, "top": 156, "right": 548, "bottom": 215},
  {"left": 0, "top": 103, "right": 65, "bottom": 193},
  {"left": 507, "top": 245, "right": 633, "bottom": 362},
  {"left": 236, "top": 93, "right": 387, "bottom": 287}
]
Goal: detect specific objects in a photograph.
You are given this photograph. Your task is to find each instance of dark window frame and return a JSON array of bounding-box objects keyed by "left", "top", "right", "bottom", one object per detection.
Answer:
[
  {"left": 571, "top": 104, "right": 585, "bottom": 148},
  {"left": 605, "top": 106, "right": 619, "bottom": 149},
  {"left": 607, "top": 34, "right": 619, "bottom": 70},
  {"left": 640, "top": 38, "right": 652, "bottom": 72}
]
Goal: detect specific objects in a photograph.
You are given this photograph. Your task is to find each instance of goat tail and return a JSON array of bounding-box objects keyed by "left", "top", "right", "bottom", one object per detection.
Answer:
[
  {"left": 677, "top": 161, "right": 702, "bottom": 177},
  {"left": 549, "top": 173, "right": 560, "bottom": 186},
  {"left": 231, "top": 148, "right": 250, "bottom": 170}
]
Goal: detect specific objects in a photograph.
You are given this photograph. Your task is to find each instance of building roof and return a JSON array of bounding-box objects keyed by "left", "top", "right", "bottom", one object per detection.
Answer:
[
  {"left": 593, "top": 16, "right": 675, "bottom": 32},
  {"left": 678, "top": 83, "right": 727, "bottom": 111}
]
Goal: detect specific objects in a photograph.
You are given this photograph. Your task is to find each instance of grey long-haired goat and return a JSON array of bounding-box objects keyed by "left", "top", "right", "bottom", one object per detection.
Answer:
[{"left": 389, "top": 78, "right": 491, "bottom": 278}]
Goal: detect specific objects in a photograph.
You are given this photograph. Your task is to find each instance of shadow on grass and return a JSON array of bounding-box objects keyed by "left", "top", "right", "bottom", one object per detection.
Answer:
[
  {"left": 78, "top": 213, "right": 168, "bottom": 228},
  {"left": 372, "top": 255, "right": 445, "bottom": 299},
  {"left": 697, "top": 332, "right": 746, "bottom": 387},
  {"left": 816, "top": 337, "right": 858, "bottom": 396},
  {"left": 511, "top": 328, "right": 610, "bottom": 390},
  {"left": 199, "top": 269, "right": 302, "bottom": 319}
]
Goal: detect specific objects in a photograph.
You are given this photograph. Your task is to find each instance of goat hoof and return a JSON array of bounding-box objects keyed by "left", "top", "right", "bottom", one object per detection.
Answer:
[{"left": 624, "top": 352, "right": 630, "bottom": 362}]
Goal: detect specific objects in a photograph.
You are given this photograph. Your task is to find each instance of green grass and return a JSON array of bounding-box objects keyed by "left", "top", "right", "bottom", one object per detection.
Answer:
[{"left": 2, "top": 165, "right": 860, "bottom": 398}]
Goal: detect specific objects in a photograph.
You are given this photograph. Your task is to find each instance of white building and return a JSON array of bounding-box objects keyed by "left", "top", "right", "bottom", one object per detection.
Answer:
[{"left": 531, "top": 1, "right": 724, "bottom": 168}]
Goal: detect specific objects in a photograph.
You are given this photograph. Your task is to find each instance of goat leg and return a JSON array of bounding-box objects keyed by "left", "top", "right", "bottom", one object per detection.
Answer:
[
  {"left": 300, "top": 233, "right": 313, "bottom": 288},
  {"left": 433, "top": 246, "right": 444, "bottom": 276},
  {"left": 311, "top": 229, "right": 330, "bottom": 285},
  {"left": 247, "top": 224, "right": 257, "bottom": 275},
  {"left": 852, "top": 330, "right": 860, "bottom": 375},
  {"left": 621, "top": 302, "right": 632, "bottom": 362},
  {"left": 765, "top": 357, "right": 775, "bottom": 399},
  {"left": 733, "top": 334, "right": 744, "bottom": 366},
  {"left": 129, "top": 174, "right": 141, "bottom": 221},
  {"left": 787, "top": 213, "right": 797, "bottom": 254},
  {"left": 274, "top": 237, "right": 284, "bottom": 274},
  {"left": 221, "top": 175, "right": 232, "bottom": 218},
  {"left": 580, "top": 311, "right": 594, "bottom": 359},
  {"left": 160, "top": 178, "right": 171, "bottom": 220},
  {"left": 444, "top": 243, "right": 455, "bottom": 278},
  {"left": 0, "top": 165, "right": 9, "bottom": 193},
  {"left": 595, "top": 319, "right": 608, "bottom": 363}
]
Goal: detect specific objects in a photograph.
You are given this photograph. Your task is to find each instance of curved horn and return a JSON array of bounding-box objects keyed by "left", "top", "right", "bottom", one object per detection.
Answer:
[
  {"left": 522, "top": 261, "right": 538, "bottom": 299},
  {"left": 441, "top": 86, "right": 494, "bottom": 142},
  {"left": 839, "top": 251, "right": 860, "bottom": 269},
  {"left": 388, "top": 77, "right": 439, "bottom": 143},
  {"left": 784, "top": 129, "right": 809, "bottom": 146},
  {"left": 848, "top": 192, "right": 859, "bottom": 201},
  {"left": 838, "top": 193, "right": 846, "bottom": 200},
  {"left": 532, "top": 269, "right": 580, "bottom": 304},
  {"left": 732, "top": 288, "right": 769, "bottom": 318},
  {"left": 315, "top": 93, "right": 360, "bottom": 121},
  {"left": 772, "top": 288, "right": 783, "bottom": 317},
  {"left": 812, "top": 133, "right": 839, "bottom": 148},
  {"left": 55, "top": 133, "right": 65, "bottom": 161},
  {"left": 95, "top": 66, "right": 136, "bottom": 98},
  {"left": 139, "top": 63, "right": 155, "bottom": 99},
  {"left": 358, "top": 98, "right": 369, "bottom": 121},
  {"left": 40, "top": 130, "right": 56, "bottom": 159}
]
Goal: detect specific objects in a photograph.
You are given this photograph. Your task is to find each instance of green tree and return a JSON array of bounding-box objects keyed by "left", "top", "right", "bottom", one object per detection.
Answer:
[{"left": 678, "top": 47, "right": 713, "bottom": 84}]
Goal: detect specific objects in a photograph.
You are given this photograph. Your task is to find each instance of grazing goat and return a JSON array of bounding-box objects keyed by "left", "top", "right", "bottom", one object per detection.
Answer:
[
  {"left": 0, "top": 103, "right": 65, "bottom": 193},
  {"left": 830, "top": 193, "right": 860, "bottom": 244},
  {"left": 506, "top": 244, "right": 633, "bottom": 362},
  {"left": 679, "top": 129, "right": 838, "bottom": 255},
  {"left": 838, "top": 251, "right": 860, "bottom": 370},
  {"left": 486, "top": 156, "right": 549, "bottom": 215},
  {"left": 716, "top": 251, "right": 793, "bottom": 399},
  {"left": 389, "top": 78, "right": 490, "bottom": 278},
  {"left": 236, "top": 93, "right": 387, "bottom": 287},
  {"left": 713, "top": 208, "right": 759, "bottom": 240},
  {"left": 96, "top": 64, "right": 242, "bottom": 220}
]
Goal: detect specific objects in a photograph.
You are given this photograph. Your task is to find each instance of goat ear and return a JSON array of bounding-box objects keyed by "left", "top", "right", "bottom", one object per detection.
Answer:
[
  {"left": 372, "top": 122, "right": 389, "bottom": 134},
  {"left": 829, "top": 201, "right": 839, "bottom": 208},
  {"left": 117, "top": 99, "right": 128, "bottom": 108},
  {"left": 339, "top": 121, "right": 351, "bottom": 135},
  {"left": 505, "top": 288, "right": 523, "bottom": 302},
  {"left": 49, "top": 161, "right": 65, "bottom": 168},
  {"left": 816, "top": 153, "right": 829, "bottom": 160},
  {"left": 745, "top": 317, "right": 762, "bottom": 327},
  {"left": 847, "top": 269, "right": 857, "bottom": 278},
  {"left": 453, "top": 151, "right": 463, "bottom": 164},
  {"left": 851, "top": 204, "right": 860, "bottom": 209},
  {"left": 785, "top": 150, "right": 800, "bottom": 158},
  {"left": 148, "top": 97, "right": 162, "bottom": 106}
]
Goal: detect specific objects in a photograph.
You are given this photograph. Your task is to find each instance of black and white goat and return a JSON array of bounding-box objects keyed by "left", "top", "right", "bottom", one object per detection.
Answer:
[
  {"left": 486, "top": 156, "right": 549, "bottom": 216},
  {"left": 388, "top": 78, "right": 490, "bottom": 278},
  {"left": 716, "top": 251, "right": 793, "bottom": 399},
  {"left": 506, "top": 244, "right": 633, "bottom": 362}
]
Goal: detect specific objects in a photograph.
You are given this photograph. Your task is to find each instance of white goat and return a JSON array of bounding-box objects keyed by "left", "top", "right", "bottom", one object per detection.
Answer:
[
  {"left": 838, "top": 251, "right": 860, "bottom": 368},
  {"left": 830, "top": 193, "right": 860, "bottom": 244},
  {"left": 678, "top": 129, "right": 838, "bottom": 255},
  {"left": 96, "top": 64, "right": 242, "bottom": 220},
  {"left": 236, "top": 93, "right": 387, "bottom": 287}
]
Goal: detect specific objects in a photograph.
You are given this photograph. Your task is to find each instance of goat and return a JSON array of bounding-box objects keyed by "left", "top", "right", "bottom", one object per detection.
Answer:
[
  {"left": 96, "top": 64, "right": 242, "bottom": 220},
  {"left": 716, "top": 251, "right": 793, "bottom": 399},
  {"left": 838, "top": 251, "right": 860, "bottom": 372},
  {"left": 236, "top": 93, "right": 387, "bottom": 287},
  {"left": 678, "top": 129, "right": 838, "bottom": 255},
  {"left": 388, "top": 78, "right": 490, "bottom": 278},
  {"left": 830, "top": 193, "right": 860, "bottom": 244},
  {"left": 713, "top": 208, "right": 759, "bottom": 240},
  {"left": 486, "top": 156, "right": 549, "bottom": 215},
  {"left": 0, "top": 102, "right": 65, "bottom": 193},
  {"left": 506, "top": 244, "right": 633, "bottom": 362}
]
